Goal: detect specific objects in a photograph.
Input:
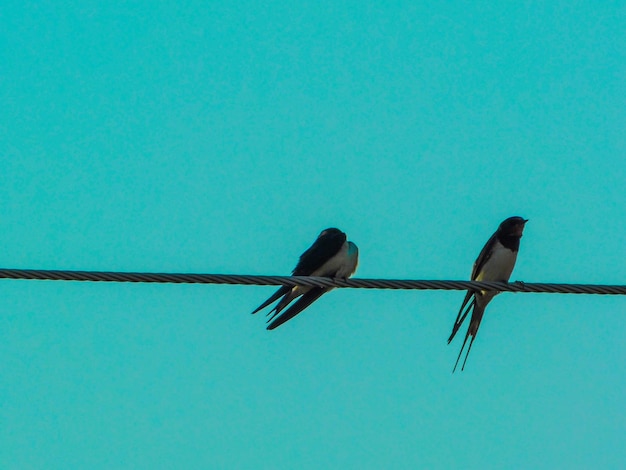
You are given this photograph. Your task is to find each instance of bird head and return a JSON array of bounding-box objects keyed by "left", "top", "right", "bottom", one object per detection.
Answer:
[
  {"left": 318, "top": 228, "right": 346, "bottom": 242},
  {"left": 499, "top": 216, "right": 528, "bottom": 237}
]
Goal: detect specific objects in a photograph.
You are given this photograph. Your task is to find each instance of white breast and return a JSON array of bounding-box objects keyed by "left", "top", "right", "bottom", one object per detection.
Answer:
[
  {"left": 474, "top": 240, "right": 518, "bottom": 307},
  {"left": 335, "top": 242, "right": 359, "bottom": 279},
  {"left": 284, "top": 242, "right": 358, "bottom": 299},
  {"left": 309, "top": 241, "right": 358, "bottom": 278},
  {"left": 475, "top": 240, "right": 518, "bottom": 283}
]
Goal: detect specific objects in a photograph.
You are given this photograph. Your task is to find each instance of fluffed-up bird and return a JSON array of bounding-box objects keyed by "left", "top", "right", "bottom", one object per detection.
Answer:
[
  {"left": 251, "top": 228, "right": 359, "bottom": 330},
  {"left": 448, "top": 216, "right": 528, "bottom": 372}
]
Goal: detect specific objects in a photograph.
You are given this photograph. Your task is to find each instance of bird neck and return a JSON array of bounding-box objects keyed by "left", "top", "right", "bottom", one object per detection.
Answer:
[{"left": 499, "top": 234, "right": 521, "bottom": 251}]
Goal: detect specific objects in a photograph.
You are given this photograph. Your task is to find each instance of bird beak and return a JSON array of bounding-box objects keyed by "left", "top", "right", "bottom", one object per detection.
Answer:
[{"left": 523, "top": 219, "right": 529, "bottom": 224}]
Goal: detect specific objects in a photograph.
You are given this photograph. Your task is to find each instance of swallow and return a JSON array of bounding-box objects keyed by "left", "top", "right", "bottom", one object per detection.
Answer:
[
  {"left": 252, "top": 228, "right": 359, "bottom": 330},
  {"left": 448, "top": 216, "right": 528, "bottom": 372}
]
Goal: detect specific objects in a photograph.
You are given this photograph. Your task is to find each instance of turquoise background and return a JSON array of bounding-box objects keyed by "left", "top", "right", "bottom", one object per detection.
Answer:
[{"left": 1, "top": 1, "right": 625, "bottom": 468}]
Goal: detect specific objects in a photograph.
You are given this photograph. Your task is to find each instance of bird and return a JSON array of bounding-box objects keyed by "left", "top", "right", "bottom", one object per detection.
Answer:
[
  {"left": 251, "top": 228, "right": 359, "bottom": 330},
  {"left": 448, "top": 216, "right": 528, "bottom": 372}
]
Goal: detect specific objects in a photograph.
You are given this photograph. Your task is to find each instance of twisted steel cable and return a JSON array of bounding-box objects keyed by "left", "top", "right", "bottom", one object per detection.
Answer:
[{"left": 0, "top": 269, "right": 624, "bottom": 295}]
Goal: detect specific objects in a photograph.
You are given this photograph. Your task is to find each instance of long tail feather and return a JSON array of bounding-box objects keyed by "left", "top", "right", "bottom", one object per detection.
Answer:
[
  {"left": 461, "top": 336, "right": 477, "bottom": 371},
  {"left": 452, "top": 291, "right": 474, "bottom": 326},
  {"left": 452, "top": 329, "right": 471, "bottom": 373},
  {"left": 270, "top": 288, "right": 301, "bottom": 317},
  {"left": 267, "top": 288, "right": 327, "bottom": 330},
  {"left": 448, "top": 295, "right": 475, "bottom": 344},
  {"left": 251, "top": 286, "right": 290, "bottom": 314},
  {"left": 452, "top": 303, "right": 485, "bottom": 372},
  {"left": 267, "top": 293, "right": 299, "bottom": 322}
]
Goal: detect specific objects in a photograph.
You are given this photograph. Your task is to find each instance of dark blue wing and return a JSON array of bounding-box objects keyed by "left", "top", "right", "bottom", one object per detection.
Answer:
[
  {"left": 471, "top": 231, "right": 498, "bottom": 280},
  {"left": 292, "top": 229, "right": 346, "bottom": 275}
]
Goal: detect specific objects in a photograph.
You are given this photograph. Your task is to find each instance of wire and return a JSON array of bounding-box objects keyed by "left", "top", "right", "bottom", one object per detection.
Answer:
[{"left": 0, "top": 269, "right": 624, "bottom": 295}]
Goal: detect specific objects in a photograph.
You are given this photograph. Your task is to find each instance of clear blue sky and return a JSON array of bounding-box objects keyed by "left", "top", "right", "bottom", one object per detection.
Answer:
[{"left": 1, "top": 1, "right": 625, "bottom": 468}]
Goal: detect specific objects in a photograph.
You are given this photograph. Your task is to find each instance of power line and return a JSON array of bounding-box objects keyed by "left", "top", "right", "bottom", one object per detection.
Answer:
[{"left": 0, "top": 268, "right": 624, "bottom": 295}]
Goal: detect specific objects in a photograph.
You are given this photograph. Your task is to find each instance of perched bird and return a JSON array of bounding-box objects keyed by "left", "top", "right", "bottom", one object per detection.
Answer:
[
  {"left": 252, "top": 228, "right": 359, "bottom": 330},
  {"left": 448, "top": 216, "right": 528, "bottom": 372}
]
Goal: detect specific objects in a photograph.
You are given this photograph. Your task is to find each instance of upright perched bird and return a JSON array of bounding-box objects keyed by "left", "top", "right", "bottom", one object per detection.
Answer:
[
  {"left": 448, "top": 216, "right": 528, "bottom": 372},
  {"left": 252, "top": 228, "right": 359, "bottom": 330}
]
